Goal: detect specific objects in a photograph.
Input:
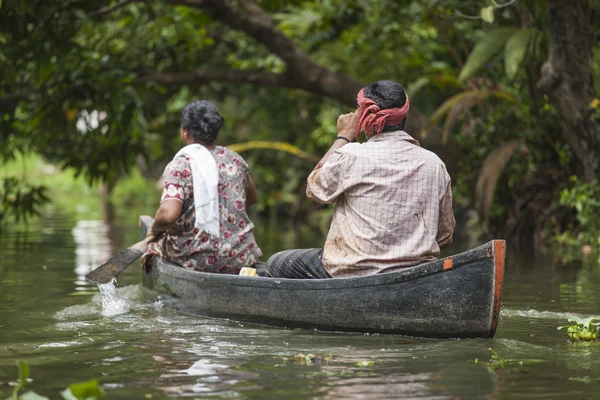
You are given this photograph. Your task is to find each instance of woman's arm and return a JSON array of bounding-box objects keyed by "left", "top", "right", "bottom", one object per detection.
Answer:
[
  {"left": 245, "top": 175, "right": 258, "bottom": 207},
  {"left": 147, "top": 199, "right": 183, "bottom": 238}
]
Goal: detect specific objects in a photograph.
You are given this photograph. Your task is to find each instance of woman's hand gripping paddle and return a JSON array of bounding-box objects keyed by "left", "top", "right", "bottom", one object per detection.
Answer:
[{"left": 85, "top": 235, "right": 156, "bottom": 284}]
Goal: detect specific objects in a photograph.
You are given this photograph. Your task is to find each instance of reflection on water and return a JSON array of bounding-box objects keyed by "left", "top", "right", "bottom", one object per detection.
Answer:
[
  {"left": 71, "top": 220, "right": 112, "bottom": 289},
  {"left": 1, "top": 213, "right": 600, "bottom": 399}
]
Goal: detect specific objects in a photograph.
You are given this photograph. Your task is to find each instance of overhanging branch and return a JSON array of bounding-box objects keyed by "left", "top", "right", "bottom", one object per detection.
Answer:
[
  {"left": 165, "top": 0, "right": 312, "bottom": 67},
  {"left": 89, "top": 0, "right": 139, "bottom": 17},
  {"left": 0, "top": 67, "right": 321, "bottom": 109},
  {"left": 0, "top": 89, "right": 37, "bottom": 108},
  {"left": 140, "top": 67, "right": 292, "bottom": 88}
]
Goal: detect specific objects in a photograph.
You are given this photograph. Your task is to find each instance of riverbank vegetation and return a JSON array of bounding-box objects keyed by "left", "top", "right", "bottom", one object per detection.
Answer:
[{"left": 1, "top": 0, "right": 599, "bottom": 262}]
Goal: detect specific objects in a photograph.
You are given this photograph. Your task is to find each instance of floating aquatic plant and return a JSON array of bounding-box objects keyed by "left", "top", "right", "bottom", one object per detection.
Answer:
[
  {"left": 488, "top": 348, "right": 505, "bottom": 368},
  {"left": 557, "top": 316, "right": 600, "bottom": 342},
  {"left": 293, "top": 353, "right": 331, "bottom": 365},
  {"left": 355, "top": 361, "right": 375, "bottom": 367},
  {"left": 8, "top": 361, "right": 104, "bottom": 400}
]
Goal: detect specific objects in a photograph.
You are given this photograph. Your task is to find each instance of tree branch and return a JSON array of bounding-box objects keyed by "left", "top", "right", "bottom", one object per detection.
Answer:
[
  {"left": 0, "top": 89, "right": 38, "bottom": 108},
  {"left": 431, "top": 13, "right": 464, "bottom": 68},
  {"left": 165, "top": 0, "right": 362, "bottom": 106},
  {"left": 140, "top": 67, "right": 290, "bottom": 88},
  {"left": 0, "top": 80, "right": 57, "bottom": 108},
  {"left": 166, "top": 0, "right": 309, "bottom": 66},
  {"left": 0, "top": 67, "right": 326, "bottom": 109},
  {"left": 89, "top": 0, "right": 139, "bottom": 17}
]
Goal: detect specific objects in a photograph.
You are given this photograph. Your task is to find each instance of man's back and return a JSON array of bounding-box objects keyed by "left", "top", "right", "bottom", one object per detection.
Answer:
[{"left": 306, "top": 130, "right": 455, "bottom": 277}]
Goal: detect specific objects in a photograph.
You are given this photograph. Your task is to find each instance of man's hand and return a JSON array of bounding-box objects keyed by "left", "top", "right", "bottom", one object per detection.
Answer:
[{"left": 337, "top": 112, "right": 359, "bottom": 142}]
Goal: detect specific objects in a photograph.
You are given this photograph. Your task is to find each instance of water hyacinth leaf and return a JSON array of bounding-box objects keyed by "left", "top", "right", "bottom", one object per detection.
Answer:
[
  {"left": 61, "top": 379, "right": 103, "bottom": 400},
  {"left": 580, "top": 317, "right": 597, "bottom": 330},
  {"left": 458, "top": 27, "right": 519, "bottom": 81},
  {"left": 355, "top": 361, "right": 375, "bottom": 367},
  {"left": 17, "top": 392, "right": 50, "bottom": 400},
  {"left": 505, "top": 29, "right": 540, "bottom": 79},
  {"left": 60, "top": 389, "right": 76, "bottom": 400},
  {"left": 568, "top": 317, "right": 584, "bottom": 325},
  {"left": 475, "top": 140, "right": 521, "bottom": 220},
  {"left": 488, "top": 348, "right": 505, "bottom": 367},
  {"left": 18, "top": 361, "right": 30, "bottom": 383}
]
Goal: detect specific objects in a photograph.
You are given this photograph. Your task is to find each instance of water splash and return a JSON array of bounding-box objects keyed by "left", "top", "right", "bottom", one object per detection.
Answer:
[
  {"left": 501, "top": 308, "right": 600, "bottom": 320},
  {"left": 98, "top": 279, "right": 131, "bottom": 317}
]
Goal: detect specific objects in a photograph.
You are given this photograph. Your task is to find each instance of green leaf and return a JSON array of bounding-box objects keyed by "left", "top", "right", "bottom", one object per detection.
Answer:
[
  {"left": 480, "top": 6, "right": 494, "bottom": 24},
  {"left": 355, "top": 361, "right": 375, "bottom": 367},
  {"left": 421, "top": 90, "right": 483, "bottom": 138},
  {"left": 227, "top": 141, "right": 319, "bottom": 163},
  {"left": 64, "top": 379, "right": 103, "bottom": 400},
  {"left": 459, "top": 27, "right": 519, "bottom": 81},
  {"left": 17, "top": 361, "right": 30, "bottom": 383},
  {"left": 568, "top": 317, "right": 584, "bottom": 325},
  {"left": 18, "top": 392, "right": 49, "bottom": 400},
  {"left": 504, "top": 29, "right": 540, "bottom": 79},
  {"left": 421, "top": 89, "right": 517, "bottom": 140},
  {"left": 60, "top": 388, "right": 76, "bottom": 400},
  {"left": 407, "top": 77, "right": 430, "bottom": 97},
  {"left": 474, "top": 140, "right": 521, "bottom": 220},
  {"left": 580, "top": 317, "right": 597, "bottom": 330}
]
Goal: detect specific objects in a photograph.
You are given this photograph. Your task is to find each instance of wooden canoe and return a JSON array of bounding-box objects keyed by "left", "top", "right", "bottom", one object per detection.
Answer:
[{"left": 138, "top": 216, "right": 505, "bottom": 338}]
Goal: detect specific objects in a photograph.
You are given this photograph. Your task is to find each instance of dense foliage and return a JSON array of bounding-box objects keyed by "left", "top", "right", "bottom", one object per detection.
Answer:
[{"left": 1, "top": 0, "right": 599, "bottom": 258}]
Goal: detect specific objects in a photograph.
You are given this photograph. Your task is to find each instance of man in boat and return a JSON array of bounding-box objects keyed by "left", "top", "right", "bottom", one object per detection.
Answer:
[{"left": 266, "top": 80, "right": 455, "bottom": 278}]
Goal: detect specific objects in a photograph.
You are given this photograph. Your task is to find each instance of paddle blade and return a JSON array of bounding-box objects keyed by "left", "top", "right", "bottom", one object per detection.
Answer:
[
  {"left": 85, "top": 247, "right": 144, "bottom": 284},
  {"left": 85, "top": 236, "right": 155, "bottom": 284}
]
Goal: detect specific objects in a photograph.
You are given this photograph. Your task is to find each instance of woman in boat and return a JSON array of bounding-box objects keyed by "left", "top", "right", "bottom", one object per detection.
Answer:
[{"left": 142, "top": 100, "right": 262, "bottom": 274}]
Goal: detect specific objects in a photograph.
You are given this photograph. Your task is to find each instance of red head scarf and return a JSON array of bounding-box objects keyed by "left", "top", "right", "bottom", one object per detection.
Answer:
[{"left": 357, "top": 88, "right": 410, "bottom": 138}]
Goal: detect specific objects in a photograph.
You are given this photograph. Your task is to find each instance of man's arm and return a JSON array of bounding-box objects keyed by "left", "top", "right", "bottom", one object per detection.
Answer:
[
  {"left": 313, "top": 112, "right": 358, "bottom": 170},
  {"left": 436, "top": 180, "right": 456, "bottom": 247},
  {"left": 306, "top": 112, "right": 358, "bottom": 204}
]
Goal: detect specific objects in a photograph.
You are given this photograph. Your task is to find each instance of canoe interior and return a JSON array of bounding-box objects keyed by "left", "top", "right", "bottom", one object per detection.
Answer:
[{"left": 138, "top": 216, "right": 505, "bottom": 338}]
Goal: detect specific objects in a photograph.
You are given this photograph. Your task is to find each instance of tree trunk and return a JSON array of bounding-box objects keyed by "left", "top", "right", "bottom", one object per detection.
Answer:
[{"left": 538, "top": 0, "right": 600, "bottom": 182}]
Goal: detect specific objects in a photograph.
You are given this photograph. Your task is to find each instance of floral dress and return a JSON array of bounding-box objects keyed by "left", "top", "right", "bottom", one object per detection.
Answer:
[{"left": 143, "top": 146, "right": 262, "bottom": 274}]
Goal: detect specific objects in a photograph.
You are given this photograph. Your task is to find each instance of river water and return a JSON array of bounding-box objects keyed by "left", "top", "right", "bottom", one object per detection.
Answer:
[{"left": 1, "top": 211, "right": 600, "bottom": 399}]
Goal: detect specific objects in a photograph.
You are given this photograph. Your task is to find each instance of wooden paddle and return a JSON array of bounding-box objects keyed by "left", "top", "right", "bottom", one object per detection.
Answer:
[{"left": 85, "top": 235, "right": 156, "bottom": 284}]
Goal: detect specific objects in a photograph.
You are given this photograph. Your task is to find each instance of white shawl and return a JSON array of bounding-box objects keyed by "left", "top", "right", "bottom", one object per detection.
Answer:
[{"left": 173, "top": 144, "right": 219, "bottom": 238}]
